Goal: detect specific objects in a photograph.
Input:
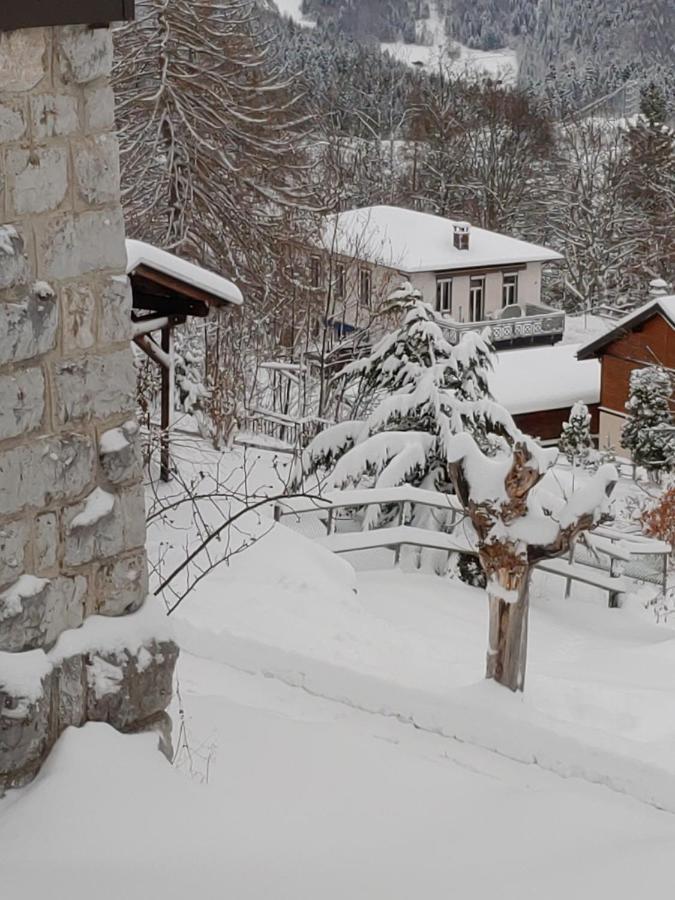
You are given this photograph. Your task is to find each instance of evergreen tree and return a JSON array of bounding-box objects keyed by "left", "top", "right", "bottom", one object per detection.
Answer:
[
  {"left": 622, "top": 366, "right": 675, "bottom": 476},
  {"left": 294, "top": 284, "right": 494, "bottom": 520},
  {"left": 558, "top": 401, "right": 593, "bottom": 467}
]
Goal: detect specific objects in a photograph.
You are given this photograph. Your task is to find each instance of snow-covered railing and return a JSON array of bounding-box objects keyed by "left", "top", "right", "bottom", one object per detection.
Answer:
[
  {"left": 438, "top": 305, "right": 565, "bottom": 348},
  {"left": 241, "top": 408, "right": 330, "bottom": 449},
  {"left": 275, "top": 485, "right": 670, "bottom": 598}
]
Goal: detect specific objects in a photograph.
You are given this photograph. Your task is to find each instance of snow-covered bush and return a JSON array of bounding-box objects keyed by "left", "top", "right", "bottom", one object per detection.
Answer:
[
  {"left": 622, "top": 366, "right": 675, "bottom": 478},
  {"left": 558, "top": 401, "right": 594, "bottom": 467}
]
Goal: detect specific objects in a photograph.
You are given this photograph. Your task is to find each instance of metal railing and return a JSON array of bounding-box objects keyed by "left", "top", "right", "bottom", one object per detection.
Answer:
[{"left": 438, "top": 303, "right": 565, "bottom": 347}]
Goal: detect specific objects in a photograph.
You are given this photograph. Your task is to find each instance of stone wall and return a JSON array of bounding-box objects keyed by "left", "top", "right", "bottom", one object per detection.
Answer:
[{"left": 0, "top": 25, "right": 177, "bottom": 792}]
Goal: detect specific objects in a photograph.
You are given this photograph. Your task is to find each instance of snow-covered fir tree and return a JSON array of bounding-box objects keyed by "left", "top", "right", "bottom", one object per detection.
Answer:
[
  {"left": 622, "top": 366, "right": 675, "bottom": 477},
  {"left": 558, "top": 401, "right": 594, "bottom": 467},
  {"left": 294, "top": 285, "right": 493, "bottom": 525}
]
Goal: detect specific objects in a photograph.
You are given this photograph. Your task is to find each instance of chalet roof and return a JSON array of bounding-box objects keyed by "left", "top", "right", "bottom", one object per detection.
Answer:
[
  {"left": 577, "top": 296, "right": 675, "bottom": 360},
  {"left": 125, "top": 240, "right": 243, "bottom": 306},
  {"left": 322, "top": 205, "right": 563, "bottom": 274},
  {"left": 490, "top": 344, "right": 600, "bottom": 415}
]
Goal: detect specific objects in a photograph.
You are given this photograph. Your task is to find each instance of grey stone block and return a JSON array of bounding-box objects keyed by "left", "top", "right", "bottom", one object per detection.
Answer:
[
  {"left": 57, "top": 26, "right": 113, "bottom": 85},
  {"left": 99, "top": 275, "right": 132, "bottom": 343},
  {"left": 120, "top": 484, "right": 148, "bottom": 551},
  {"left": 73, "top": 134, "right": 120, "bottom": 206},
  {"left": 0, "top": 29, "right": 48, "bottom": 93},
  {"left": 95, "top": 551, "right": 148, "bottom": 616},
  {"left": 36, "top": 210, "right": 126, "bottom": 280},
  {"left": 64, "top": 489, "right": 124, "bottom": 567},
  {"left": 56, "top": 654, "right": 86, "bottom": 729},
  {"left": 35, "top": 513, "right": 59, "bottom": 573},
  {"left": 0, "top": 574, "right": 86, "bottom": 653},
  {"left": 0, "top": 520, "right": 29, "bottom": 589},
  {"left": 0, "top": 667, "right": 53, "bottom": 792},
  {"left": 0, "top": 283, "right": 58, "bottom": 366},
  {"left": 0, "top": 367, "right": 45, "bottom": 442},
  {"left": 0, "top": 225, "right": 27, "bottom": 292},
  {"left": 53, "top": 348, "right": 136, "bottom": 425},
  {"left": 0, "top": 432, "right": 95, "bottom": 517},
  {"left": 0, "top": 97, "right": 28, "bottom": 143},
  {"left": 82, "top": 84, "right": 115, "bottom": 133},
  {"left": 99, "top": 420, "right": 142, "bottom": 485},
  {"left": 61, "top": 282, "right": 96, "bottom": 351},
  {"left": 6, "top": 146, "right": 69, "bottom": 216},
  {"left": 86, "top": 639, "right": 178, "bottom": 730},
  {"left": 75, "top": 208, "right": 127, "bottom": 273},
  {"left": 30, "top": 93, "right": 79, "bottom": 140}
]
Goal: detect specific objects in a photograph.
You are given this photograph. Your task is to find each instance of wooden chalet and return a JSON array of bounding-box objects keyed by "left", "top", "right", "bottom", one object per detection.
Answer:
[
  {"left": 577, "top": 296, "right": 675, "bottom": 454},
  {"left": 126, "top": 240, "right": 243, "bottom": 480}
]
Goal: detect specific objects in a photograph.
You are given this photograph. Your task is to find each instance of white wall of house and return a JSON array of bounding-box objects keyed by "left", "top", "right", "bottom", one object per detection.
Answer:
[{"left": 315, "top": 253, "right": 547, "bottom": 344}]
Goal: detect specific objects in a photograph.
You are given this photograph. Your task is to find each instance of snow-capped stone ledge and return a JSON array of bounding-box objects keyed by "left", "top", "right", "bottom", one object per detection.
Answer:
[{"left": 0, "top": 599, "right": 176, "bottom": 792}]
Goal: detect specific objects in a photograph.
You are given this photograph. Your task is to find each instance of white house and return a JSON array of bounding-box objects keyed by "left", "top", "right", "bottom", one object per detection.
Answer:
[{"left": 314, "top": 205, "right": 564, "bottom": 348}]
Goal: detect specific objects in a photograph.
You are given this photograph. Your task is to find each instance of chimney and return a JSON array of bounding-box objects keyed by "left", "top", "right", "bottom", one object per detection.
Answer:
[{"left": 453, "top": 222, "right": 470, "bottom": 251}]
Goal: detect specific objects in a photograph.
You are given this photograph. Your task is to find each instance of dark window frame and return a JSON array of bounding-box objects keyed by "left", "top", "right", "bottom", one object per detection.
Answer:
[
  {"left": 502, "top": 272, "right": 519, "bottom": 307},
  {"left": 0, "top": 1, "right": 134, "bottom": 31},
  {"left": 309, "top": 255, "right": 322, "bottom": 290},
  {"left": 335, "top": 263, "right": 346, "bottom": 301},
  {"left": 469, "top": 276, "right": 485, "bottom": 322},
  {"left": 436, "top": 278, "right": 453, "bottom": 314},
  {"left": 358, "top": 267, "right": 372, "bottom": 306}
]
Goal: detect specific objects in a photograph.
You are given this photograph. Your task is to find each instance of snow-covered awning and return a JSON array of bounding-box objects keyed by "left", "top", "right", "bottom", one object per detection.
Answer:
[
  {"left": 490, "top": 344, "right": 600, "bottom": 415},
  {"left": 125, "top": 239, "right": 243, "bottom": 307}
]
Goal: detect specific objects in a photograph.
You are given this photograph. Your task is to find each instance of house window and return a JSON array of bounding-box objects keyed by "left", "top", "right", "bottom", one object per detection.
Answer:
[
  {"left": 436, "top": 278, "right": 453, "bottom": 314},
  {"left": 359, "top": 268, "right": 372, "bottom": 306},
  {"left": 469, "top": 277, "right": 485, "bottom": 322},
  {"left": 335, "top": 263, "right": 346, "bottom": 301},
  {"left": 310, "top": 256, "right": 322, "bottom": 289},
  {"left": 502, "top": 273, "right": 518, "bottom": 307}
]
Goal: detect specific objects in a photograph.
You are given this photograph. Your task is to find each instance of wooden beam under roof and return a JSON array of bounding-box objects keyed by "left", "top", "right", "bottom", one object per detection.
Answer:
[{"left": 0, "top": 0, "right": 134, "bottom": 30}]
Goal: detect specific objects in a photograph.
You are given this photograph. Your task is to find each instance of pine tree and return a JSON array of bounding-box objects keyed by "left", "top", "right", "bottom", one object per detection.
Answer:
[
  {"left": 558, "top": 401, "right": 593, "bottom": 467},
  {"left": 294, "top": 285, "right": 493, "bottom": 516},
  {"left": 622, "top": 366, "right": 675, "bottom": 477}
]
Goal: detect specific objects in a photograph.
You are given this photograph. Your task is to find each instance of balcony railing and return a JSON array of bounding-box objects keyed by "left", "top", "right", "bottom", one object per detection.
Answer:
[{"left": 438, "top": 303, "right": 565, "bottom": 348}]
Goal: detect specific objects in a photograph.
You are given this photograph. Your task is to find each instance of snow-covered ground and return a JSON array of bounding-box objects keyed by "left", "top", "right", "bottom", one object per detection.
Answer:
[
  {"left": 3, "top": 652, "right": 675, "bottom": 900},
  {"left": 3, "top": 440, "right": 675, "bottom": 896}
]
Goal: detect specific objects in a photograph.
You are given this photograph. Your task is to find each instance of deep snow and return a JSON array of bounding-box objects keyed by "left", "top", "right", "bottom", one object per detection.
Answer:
[{"left": 3, "top": 654, "right": 675, "bottom": 900}]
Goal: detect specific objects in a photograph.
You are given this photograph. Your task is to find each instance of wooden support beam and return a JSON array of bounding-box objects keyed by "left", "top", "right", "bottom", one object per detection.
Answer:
[
  {"left": 160, "top": 325, "right": 174, "bottom": 482},
  {"left": 133, "top": 334, "right": 171, "bottom": 370},
  {"left": 131, "top": 291, "right": 209, "bottom": 318}
]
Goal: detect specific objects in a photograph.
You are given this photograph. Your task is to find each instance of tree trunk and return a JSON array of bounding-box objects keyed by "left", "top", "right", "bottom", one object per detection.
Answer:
[{"left": 485, "top": 570, "right": 531, "bottom": 693}]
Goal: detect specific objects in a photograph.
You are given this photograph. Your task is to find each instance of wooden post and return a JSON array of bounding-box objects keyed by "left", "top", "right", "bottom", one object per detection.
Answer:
[
  {"left": 564, "top": 544, "right": 574, "bottom": 599},
  {"left": 160, "top": 323, "right": 174, "bottom": 482},
  {"left": 326, "top": 508, "right": 335, "bottom": 535}
]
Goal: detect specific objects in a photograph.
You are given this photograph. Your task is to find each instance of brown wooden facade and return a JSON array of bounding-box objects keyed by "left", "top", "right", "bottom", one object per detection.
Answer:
[
  {"left": 578, "top": 305, "right": 675, "bottom": 453},
  {"left": 514, "top": 405, "right": 600, "bottom": 445}
]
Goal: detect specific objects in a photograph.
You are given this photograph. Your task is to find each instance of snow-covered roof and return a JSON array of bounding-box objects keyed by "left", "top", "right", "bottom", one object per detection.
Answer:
[
  {"left": 125, "top": 239, "right": 243, "bottom": 306},
  {"left": 577, "top": 296, "right": 675, "bottom": 360},
  {"left": 490, "top": 344, "right": 600, "bottom": 415},
  {"left": 322, "top": 206, "right": 562, "bottom": 274}
]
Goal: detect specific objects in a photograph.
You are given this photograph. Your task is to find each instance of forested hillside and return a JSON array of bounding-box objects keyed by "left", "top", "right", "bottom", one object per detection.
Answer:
[{"left": 295, "top": 0, "right": 675, "bottom": 113}]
